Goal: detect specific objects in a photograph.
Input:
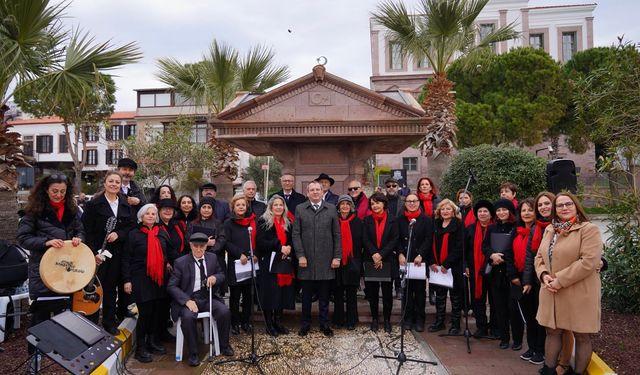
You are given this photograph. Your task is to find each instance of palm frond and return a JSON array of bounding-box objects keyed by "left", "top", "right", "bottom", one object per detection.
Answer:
[{"left": 238, "top": 44, "right": 289, "bottom": 92}]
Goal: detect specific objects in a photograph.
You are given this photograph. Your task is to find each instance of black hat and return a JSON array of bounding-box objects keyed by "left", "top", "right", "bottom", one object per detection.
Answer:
[
  {"left": 314, "top": 173, "right": 335, "bottom": 186},
  {"left": 157, "top": 199, "right": 176, "bottom": 210},
  {"left": 493, "top": 198, "right": 516, "bottom": 216},
  {"left": 199, "top": 196, "right": 216, "bottom": 209},
  {"left": 473, "top": 199, "right": 495, "bottom": 218},
  {"left": 117, "top": 158, "right": 138, "bottom": 170},
  {"left": 200, "top": 182, "right": 217, "bottom": 192},
  {"left": 189, "top": 232, "right": 209, "bottom": 244},
  {"left": 384, "top": 177, "right": 399, "bottom": 185}
]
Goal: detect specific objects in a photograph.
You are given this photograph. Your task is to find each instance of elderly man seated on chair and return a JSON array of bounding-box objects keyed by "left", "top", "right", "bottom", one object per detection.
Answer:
[{"left": 167, "top": 232, "right": 234, "bottom": 366}]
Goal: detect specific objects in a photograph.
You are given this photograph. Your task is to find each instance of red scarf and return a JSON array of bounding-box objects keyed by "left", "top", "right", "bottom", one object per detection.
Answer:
[
  {"left": 234, "top": 214, "right": 257, "bottom": 250},
  {"left": 141, "top": 226, "right": 165, "bottom": 286},
  {"left": 433, "top": 231, "right": 449, "bottom": 266},
  {"left": 339, "top": 214, "right": 355, "bottom": 266},
  {"left": 418, "top": 192, "right": 434, "bottom": 218},
  {"left": 372, "top": 211, "right": 387, "bottom": 249},
  {"left": 274, "top": 216, "right": 294, "bottom": 287},
  {"left": 403, "top": 209, "right": 421, "bottom": 222},
  {"left": 49, "top": 200, "right": 65, "bottom": 222},
  {"left": 174, "top": 224, "right": 185, "bottom": 253},
  {"left": 473, "top": 223, "right": 489, "bottom": 299},
  {"left": 531, "top": 219, "right": 551, "bottom": 253},
  {"left": 286, "top": 211, "right": 295, "bottom": 222},
  {"left": 513, "top": 226, "right": 531, "bottom": 273},
  {"left": 464, "top": 209, "right": 476, "bottom": 228}
]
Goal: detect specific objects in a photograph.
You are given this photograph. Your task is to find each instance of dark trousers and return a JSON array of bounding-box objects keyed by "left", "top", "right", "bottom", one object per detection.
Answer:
[
  {"left": 403, "top": 279, "right": 426, "bottom": 324},
  {"left": 95, "top": 256, "right": 120, "bottom": 329},
  {"left": 179, "top": 297, "right": 231, "bottom": 356},
  {"left": 508, "top": 295, "right": 525, "bottom": 345},
  {"left": 137, "top": 299, "right": 164, "bottom": 340},
  {"left": 332, "top": 284, "right": 358, "bottom": 326},
  {"left": 521, "top": 284, "right": 545, "bottom": 353},
  {"left": 469, "top": 277, "right": 489, "bottom": 331},
  {"left": 301, "top": 280, "right": 331, "bottom": 328},
  {"left": 229, "top": 283, "right": 252, "bottom": 326},
  {"left": 432, "top": 283, "right": 462, "bottom": 326},
  {"left": 27, "top": 298, "right": 69, "bottom": 354},
  {"left": 365, "top": 280, "right": 393, "bottom": 321},
  {"left": 489, "top": 267, "right": 510, "bottom": 342}
]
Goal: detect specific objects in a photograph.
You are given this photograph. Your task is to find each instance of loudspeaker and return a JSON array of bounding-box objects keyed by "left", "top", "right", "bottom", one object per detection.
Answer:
[{"left": 546, "top": 159, "right": 577, "bottom": 194}]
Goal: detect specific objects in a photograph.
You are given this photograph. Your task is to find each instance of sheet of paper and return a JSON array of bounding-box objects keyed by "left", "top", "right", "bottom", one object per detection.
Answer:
[
  {"left": 401, "top": 263, "right": 427, "bottom": 280},
  {"left": 429, "top": 269, "right": 454, "bottom": 288},
  {"left": 234, "top": 259, "right": 260, "bottom": 282}
]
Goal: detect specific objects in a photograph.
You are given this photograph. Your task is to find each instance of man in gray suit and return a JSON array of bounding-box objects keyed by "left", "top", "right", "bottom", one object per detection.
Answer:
[{"left": 292, "top": 181, "right": 341, "bottom": 337}]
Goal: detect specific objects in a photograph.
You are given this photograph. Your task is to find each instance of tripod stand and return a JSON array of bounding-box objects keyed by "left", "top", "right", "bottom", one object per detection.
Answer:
[
  {"left": 374, "top": 219, "right": 437, "bottom": 374},
  {"left": 215, "top": 226, "right": 278, "bottom": 374}
]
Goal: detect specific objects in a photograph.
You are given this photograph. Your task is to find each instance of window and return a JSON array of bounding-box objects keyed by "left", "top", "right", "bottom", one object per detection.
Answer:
[
  {"left": 85, "top": 149, "right": 98, "bottom": 165},
  {"left": 59, "top": 134, "right": 68, "bottom": 153},
  {"left": 402, "top": 157, "right": 418, "bottom": 172},
  {"left": 22, "top": 141, "right": 34, "bottom": 157},
  {"left": 479, "top": 24, "right": 496, "bottom": 52},
  {"left": 85, "top": 127, "right": 98, "bottom": 142},
  {"left": 529, "top": 33, "right": 544, "bottom": 50},
  {"left": 190, "top": 123, "right": 208, "bottom": 143},
  {"left": 416, "top": 56, "right": 429, "bottom": 69},
  {"left": 36, "top": 135, "right": 53, "bottom": 153},
  {"left": 139, "top": 92, "right": 171, "bottom": 107},
  {"left": 174, "top": 93, "right": 193, "bottom": 106},
  {"left": 389, "top": 41, "right": 403, "bottom": 70},
  {"left": 124, "top": 125, "right": 136, "bottom": 138},
  {"left": 105, "top": 149, "right": 123, "bottom": 165},
  {"left": 562, "top": 32, "right": 577, "bottom": 61}
]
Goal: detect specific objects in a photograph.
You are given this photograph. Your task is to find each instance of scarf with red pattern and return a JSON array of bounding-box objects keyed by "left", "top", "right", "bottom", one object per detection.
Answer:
[
  {"left": 513, "top": 226, "right": 531, "bottom": 273},
  {"left": 274, "top": 216, "right": 294, "bottom": 286},
  {"left": 339, "top": 214, "right": 356, "bottom": 266},
  {"left": 418, "top": 192, "right": 434, "bottom": 218},
  {"left": 403, "top": 209, "right": 421, "bottom": 222},
  {"left": 372, "top": 211, "right": 387, "bottom": 249},
  {"left": 49, "top": 200, "right": 65, "bottom": 222},
  {"left": 141, "top": 225, "right": 165, "bottom": 286}
]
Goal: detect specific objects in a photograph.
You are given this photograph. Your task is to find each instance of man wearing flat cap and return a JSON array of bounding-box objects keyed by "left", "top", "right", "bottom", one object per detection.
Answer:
[
  {"left": 118, "top": 158, "right": 146, "bottom": 213},
  {"left": 167, "top": 232, "right": 234, "bottom": 366},
  {"left": 199, "top": 182, "right": 231, "bottom": 222},
  {"left": 315, "top": 173, "right": 339, "bottom": 206}
]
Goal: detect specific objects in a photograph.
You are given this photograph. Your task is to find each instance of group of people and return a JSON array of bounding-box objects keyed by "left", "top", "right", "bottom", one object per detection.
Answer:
[{"left": 16, "top": 162, "right": 602, "bottom": 375}]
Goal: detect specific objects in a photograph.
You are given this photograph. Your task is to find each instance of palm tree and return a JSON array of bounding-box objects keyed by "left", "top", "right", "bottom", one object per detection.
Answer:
[
  {"left": 372, "top": 0, "right": 518, "bottom": 156},
  {"left": 156, "top": 40, "right": 289, "bottom": 180}
]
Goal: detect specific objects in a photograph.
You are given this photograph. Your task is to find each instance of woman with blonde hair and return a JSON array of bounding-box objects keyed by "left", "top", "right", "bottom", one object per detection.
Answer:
[
  {"left": 535, "top": 192, "right": 602, "bottom": 375},
  {"left": 428, "top": 199, "right": 464, "bottom": 334}
]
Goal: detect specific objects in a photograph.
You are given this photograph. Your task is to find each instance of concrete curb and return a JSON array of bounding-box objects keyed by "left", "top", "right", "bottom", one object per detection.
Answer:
[
  {"left": 90, "top": 317, "right": 137, "bottom": 375},
  {"left": 588, "top": 352, "right": 617, "bottom": 375}
]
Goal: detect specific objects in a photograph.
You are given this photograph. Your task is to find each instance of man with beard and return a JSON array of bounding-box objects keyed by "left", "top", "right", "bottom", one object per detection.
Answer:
[{"left": 118, "top": 158, "right": 146, "bottom": 213}]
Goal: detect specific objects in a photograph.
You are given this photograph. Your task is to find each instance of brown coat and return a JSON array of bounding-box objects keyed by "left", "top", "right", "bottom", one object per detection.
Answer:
[{"left": 534, "top": 222, "right": 602, "bottom": 333}]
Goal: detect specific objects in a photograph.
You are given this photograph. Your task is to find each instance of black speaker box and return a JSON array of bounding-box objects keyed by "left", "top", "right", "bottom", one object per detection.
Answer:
[{"left": 546, "top": 159, "right": 577, "bottom": 194}]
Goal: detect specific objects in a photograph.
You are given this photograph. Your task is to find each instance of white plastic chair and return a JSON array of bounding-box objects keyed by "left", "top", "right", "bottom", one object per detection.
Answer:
[
  {"left": 0, "top": 292, "right": 29, "bottom": 343},
  {"left": 175, "top": 285, "right": 220, "bottom": 362}
]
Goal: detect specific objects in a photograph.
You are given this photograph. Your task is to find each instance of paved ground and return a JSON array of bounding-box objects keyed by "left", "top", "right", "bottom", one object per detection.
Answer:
[{"left": 126, "top": 290, "right": 538, "bottom": 375}]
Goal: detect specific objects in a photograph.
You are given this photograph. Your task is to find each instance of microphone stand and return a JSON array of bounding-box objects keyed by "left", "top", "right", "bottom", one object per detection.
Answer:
[
  {"left": 215, "top": 226, "right": 278, "bottom": 374},
  {"left": 374, "top": 219, "right": 437, "bottom": 373},
  {"left": 439, "top": 171, "right": 476, "bottom": 353}
]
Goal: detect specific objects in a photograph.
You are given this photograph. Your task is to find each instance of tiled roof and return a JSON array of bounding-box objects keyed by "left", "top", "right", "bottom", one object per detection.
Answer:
[{"left": 7, "top": 111, "right": 136, "bottom": 125}]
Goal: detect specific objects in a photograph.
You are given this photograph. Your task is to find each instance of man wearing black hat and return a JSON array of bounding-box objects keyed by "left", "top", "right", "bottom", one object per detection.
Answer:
[
  {"left": 384, "top": 177, "right": 405, "bottom": 217},
  {"left": 167, "top": 232, "right": 234, "bottom": 366},
  {"left": 315, "top": 173, "right": 339, "bottom": 206},
  {"left": 118, "top": 158, "right": 146, "bottom": 213},
  {"left": 199, "top": 182, "right": 231, "bottom": 222}
]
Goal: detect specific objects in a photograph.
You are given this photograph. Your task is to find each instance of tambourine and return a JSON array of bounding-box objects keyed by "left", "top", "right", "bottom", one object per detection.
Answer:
[{"left": 40, "top": 240, "right": 96, "bottom": 294}]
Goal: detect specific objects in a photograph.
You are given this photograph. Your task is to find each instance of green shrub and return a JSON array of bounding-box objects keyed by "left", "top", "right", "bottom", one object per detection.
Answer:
[
  {"left": 440, "top": 144, "right": 546, "bottom": 201},
  {"left": 602, "top": 193, "right": 640, "bottom": 313}
]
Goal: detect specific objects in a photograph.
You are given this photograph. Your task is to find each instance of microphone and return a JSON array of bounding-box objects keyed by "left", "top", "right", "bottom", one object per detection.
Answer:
[
  {"left": 409, "top": 218, "right": 417, "bottom": 226},
  {"left": 247, "top": 226, "right": 253, "bottom": 233}
]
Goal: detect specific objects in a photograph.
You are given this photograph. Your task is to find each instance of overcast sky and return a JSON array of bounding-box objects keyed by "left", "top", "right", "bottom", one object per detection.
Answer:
[{"left": 54, "top": 0, "right": 640, "bottom": 111}]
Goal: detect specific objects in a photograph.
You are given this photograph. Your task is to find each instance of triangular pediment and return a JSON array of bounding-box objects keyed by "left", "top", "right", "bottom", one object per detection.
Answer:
[{"left": 215, "top": 65, "right": 424, "bottom": 123}]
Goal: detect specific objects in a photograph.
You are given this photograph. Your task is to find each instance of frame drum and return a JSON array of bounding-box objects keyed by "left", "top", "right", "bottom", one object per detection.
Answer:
[{"left": 40, "top": 241, "right": 96, "bottom": 294}]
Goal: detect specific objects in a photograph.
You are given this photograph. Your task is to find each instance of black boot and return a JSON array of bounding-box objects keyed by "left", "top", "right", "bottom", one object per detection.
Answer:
[
  {"left": 428, "top": 291, "right": 446, "bottom": 332},
  {"left": 384, "top": 319, "right": 392, "bottom": 333},
  {"left": 264, "top": 310, "right": 279, "bottom": 337},
  {"left": 449, "top": 292, "right": 462, "bottom": 335},
  {"left": 147, "top": 335, "right": 166, "bottom": 355},
  {"left": 273, "top": 310, "right": 289, "bottom": 335},
  {"left": 540, "top": 364, "right": 557, "bottom": 375},
  {"left": 135, "top": 344, "right": 152, "bottom": 363}
]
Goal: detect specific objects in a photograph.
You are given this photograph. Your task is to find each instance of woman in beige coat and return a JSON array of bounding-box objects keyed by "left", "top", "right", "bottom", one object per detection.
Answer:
[{"left": 534, "top": 192, "right": 602, "bottom": 375}]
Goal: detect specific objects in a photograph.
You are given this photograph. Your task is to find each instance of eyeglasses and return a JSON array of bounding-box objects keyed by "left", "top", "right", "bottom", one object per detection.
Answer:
[
  {"left": 405, "top": 199, "right": 419, "bottom": 203},
  {"left": 555, "top": 202, "right": 575, "bottom": 209},
  {"left": 386, "top": 184, "right": 398, "bottom": 188},
  {"left": 347, "top": 187, "right": 360, "bottom": 191},
  {"left": 47, "top": 174, "right": 67, "bottom": 182}
]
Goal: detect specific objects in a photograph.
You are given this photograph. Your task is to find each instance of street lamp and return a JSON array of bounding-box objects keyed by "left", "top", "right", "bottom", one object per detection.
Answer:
[{"left": 535, "top": 145, "right": 554, "bottom": 158}]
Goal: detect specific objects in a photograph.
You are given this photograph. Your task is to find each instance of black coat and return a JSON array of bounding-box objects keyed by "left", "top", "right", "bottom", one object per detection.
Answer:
[
  {"left": 17, "top": 205, "right": 85, "bottom": 299},
  {"left": 482, "top": 221, "right": 515, "bottom": 276},
  {"left": 336, "top": 214, "right": 364, "bottom": 286},
  {"left": 363, "top": 214, "right": 399, "bottom": 279},
  {"left": 323, "top": 190, "right": 339, "bottom": 206},
  {"left": 397, "top": 213, "right": 432, "bottom": 262},
  {"left": 81, "top": 194, "right": 135, "bottom": 257},
  {"left": 465, "top": 223, "right": 490, "bottom": 275},
  {"left": 256, "top": 217, "right": 296, "bottom": 310},
  {"left": 271, "top": 190, "right": 307, "bottom": 215},
  {"left": 432, "top": 218, "right": 464, "bottom": 272},
  {"left": 159, "top": 219, "right": 187, "bottom": 263},
  {"left": 247, "top": 200, "right": 266, "bottom": 218},
  {"left": 522, "top": 221, "right": 549, "bottom": 286},
  {"left": 167, "top": 251, "right": 226, "bottom": 322},
  {"left": 121, "top": 225, "right": 169, "bottom": 303},
  {"left": 223, "top": 218, "right": 256, "bottom": 286},
  {"left": 121, "top": 180, "right": 146, "bottom": 213},
  {"left": 190, "top": 216, "right": 227, "bottom": 291}
]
